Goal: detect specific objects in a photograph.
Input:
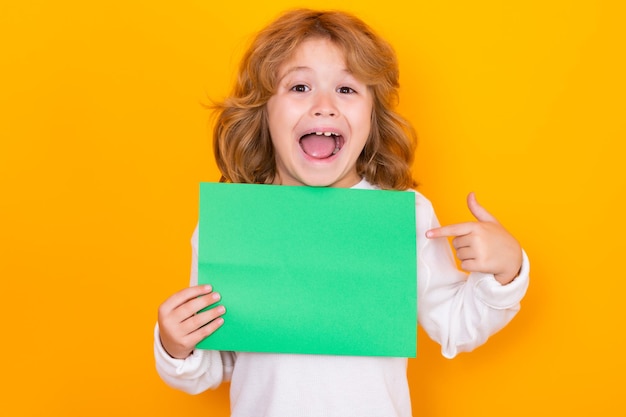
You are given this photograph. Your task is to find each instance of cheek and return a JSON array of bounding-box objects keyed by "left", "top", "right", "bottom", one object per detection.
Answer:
[
  {"left": 268, "top": 98, "right": 300, "bottom": 129},
  {"left": 351, "top": 104, "right": 373, "bottom": 135}
]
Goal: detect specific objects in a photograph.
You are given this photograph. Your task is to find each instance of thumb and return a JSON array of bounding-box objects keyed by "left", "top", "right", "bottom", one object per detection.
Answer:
[{"left": 467, "top": 192, "right": 499, "bottom": 223}]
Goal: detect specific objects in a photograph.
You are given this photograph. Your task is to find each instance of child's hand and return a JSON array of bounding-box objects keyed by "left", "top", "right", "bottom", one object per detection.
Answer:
[
  {"left": 425, "top": 193, "right": 522, "bottom": 285},
  {"left": 157, "top": 285, "right": 226, "bottom": 359}
]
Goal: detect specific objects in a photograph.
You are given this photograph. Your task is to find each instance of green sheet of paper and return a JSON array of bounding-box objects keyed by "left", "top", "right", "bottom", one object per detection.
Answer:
[{"left": 196, "top": 182, "right": 417, "bottom": 357}]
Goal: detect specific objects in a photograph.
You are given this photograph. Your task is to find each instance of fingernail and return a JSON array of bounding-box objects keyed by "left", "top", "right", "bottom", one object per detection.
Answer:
[
  {"left": 212, "top": 292, "right": 221, "bottom": 301},
  {"left": 217, "top": 306, "right": 226, "bottom": 314}
]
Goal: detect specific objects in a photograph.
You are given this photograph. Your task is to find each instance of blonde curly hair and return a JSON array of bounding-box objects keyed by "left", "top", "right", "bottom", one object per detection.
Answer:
[{"left": 212, "top": 8, "right": 417, "bottom": 190}]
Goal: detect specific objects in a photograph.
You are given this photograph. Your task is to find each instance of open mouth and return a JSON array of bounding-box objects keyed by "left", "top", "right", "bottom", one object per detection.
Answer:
[{"left": 299, "top": 131, "right": 344, "bottom": 159}]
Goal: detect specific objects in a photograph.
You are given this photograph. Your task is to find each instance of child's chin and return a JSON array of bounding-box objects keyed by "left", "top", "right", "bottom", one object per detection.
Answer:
[
  {"left": 300, "top": 173, "right": 358, "bottom": 188},
  {"left": 295, "top": 174, "right": 339, "bottom": 188}
]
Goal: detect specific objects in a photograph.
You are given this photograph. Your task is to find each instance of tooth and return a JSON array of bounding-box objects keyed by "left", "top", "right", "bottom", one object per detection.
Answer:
[
  {"left": 315, "top": 132, "right": 323, "bottom": 135},
  {"left": 324, "top": 132, "right": 332, "bottom": 136},
  {"left": 332, "top": 136, "right": 340, "bottom": 155}
]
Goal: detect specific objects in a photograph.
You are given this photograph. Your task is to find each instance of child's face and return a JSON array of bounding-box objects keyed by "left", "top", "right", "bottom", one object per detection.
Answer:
[{"left": 267, "top": 37, "right": 373, "bottom": 188}]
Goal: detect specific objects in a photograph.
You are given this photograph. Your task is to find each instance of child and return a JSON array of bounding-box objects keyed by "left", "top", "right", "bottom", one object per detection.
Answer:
[{"left": 154, "top": 8, "right": 529, "bottom": 417}]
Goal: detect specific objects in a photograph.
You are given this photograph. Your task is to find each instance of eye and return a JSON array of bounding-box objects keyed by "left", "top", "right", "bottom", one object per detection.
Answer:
[
  {"left": 290, "top": 84, "right": 310, "bottom": 93},
  {"left": 337, "top": 86, "right": 355, "bottom": 94}
]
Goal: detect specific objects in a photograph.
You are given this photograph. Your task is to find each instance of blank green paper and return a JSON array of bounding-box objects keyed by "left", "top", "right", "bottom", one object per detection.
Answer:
[{"left": 196, "top": 182, "right": 417, "bottom": 357}]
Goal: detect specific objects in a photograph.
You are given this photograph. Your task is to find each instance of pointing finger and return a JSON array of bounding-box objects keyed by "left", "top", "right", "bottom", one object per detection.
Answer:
[{"left": 426, "top": 222, "right": 474, "bottom": 239}]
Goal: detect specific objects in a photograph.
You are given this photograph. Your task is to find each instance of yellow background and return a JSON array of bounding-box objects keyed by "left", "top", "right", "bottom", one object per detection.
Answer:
[{"left": 1, "top": 0, "right": 624, "bottom": 415}]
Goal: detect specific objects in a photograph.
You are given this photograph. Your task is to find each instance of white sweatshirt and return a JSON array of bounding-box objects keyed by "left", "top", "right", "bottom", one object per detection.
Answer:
[{"left": 154, "top": 179, "right": 530, "bottom": 417}]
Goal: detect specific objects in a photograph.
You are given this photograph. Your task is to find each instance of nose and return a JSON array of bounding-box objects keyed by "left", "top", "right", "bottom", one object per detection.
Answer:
[{"left": 312, "top": 91, "right": 338, "bottom": 117}]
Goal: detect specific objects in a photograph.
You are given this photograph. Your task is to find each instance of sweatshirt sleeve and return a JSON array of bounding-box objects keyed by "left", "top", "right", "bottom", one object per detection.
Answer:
[
  {"left": 414, "top": 191, "right": 530, "bottom": 358},
  {"left": 153, "top": 225, "right": 236, "bottom": 394}
]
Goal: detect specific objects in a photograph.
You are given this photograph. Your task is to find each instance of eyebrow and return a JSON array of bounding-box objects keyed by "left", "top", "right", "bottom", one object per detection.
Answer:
[
  {"left": 279, "top": 66, "right": 311, "bottom": 79},
  {"left": 277, "top": 65, "right": 353, "bottom": 82}
]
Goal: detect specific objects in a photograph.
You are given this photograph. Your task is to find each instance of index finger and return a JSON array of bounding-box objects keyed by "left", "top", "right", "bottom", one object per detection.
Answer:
[
  {"left": 426, "top": 222, "right": 474, "bottom": 239},
  {"left": 160, "top": 284, "right": 214, "bottom": 313}
]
